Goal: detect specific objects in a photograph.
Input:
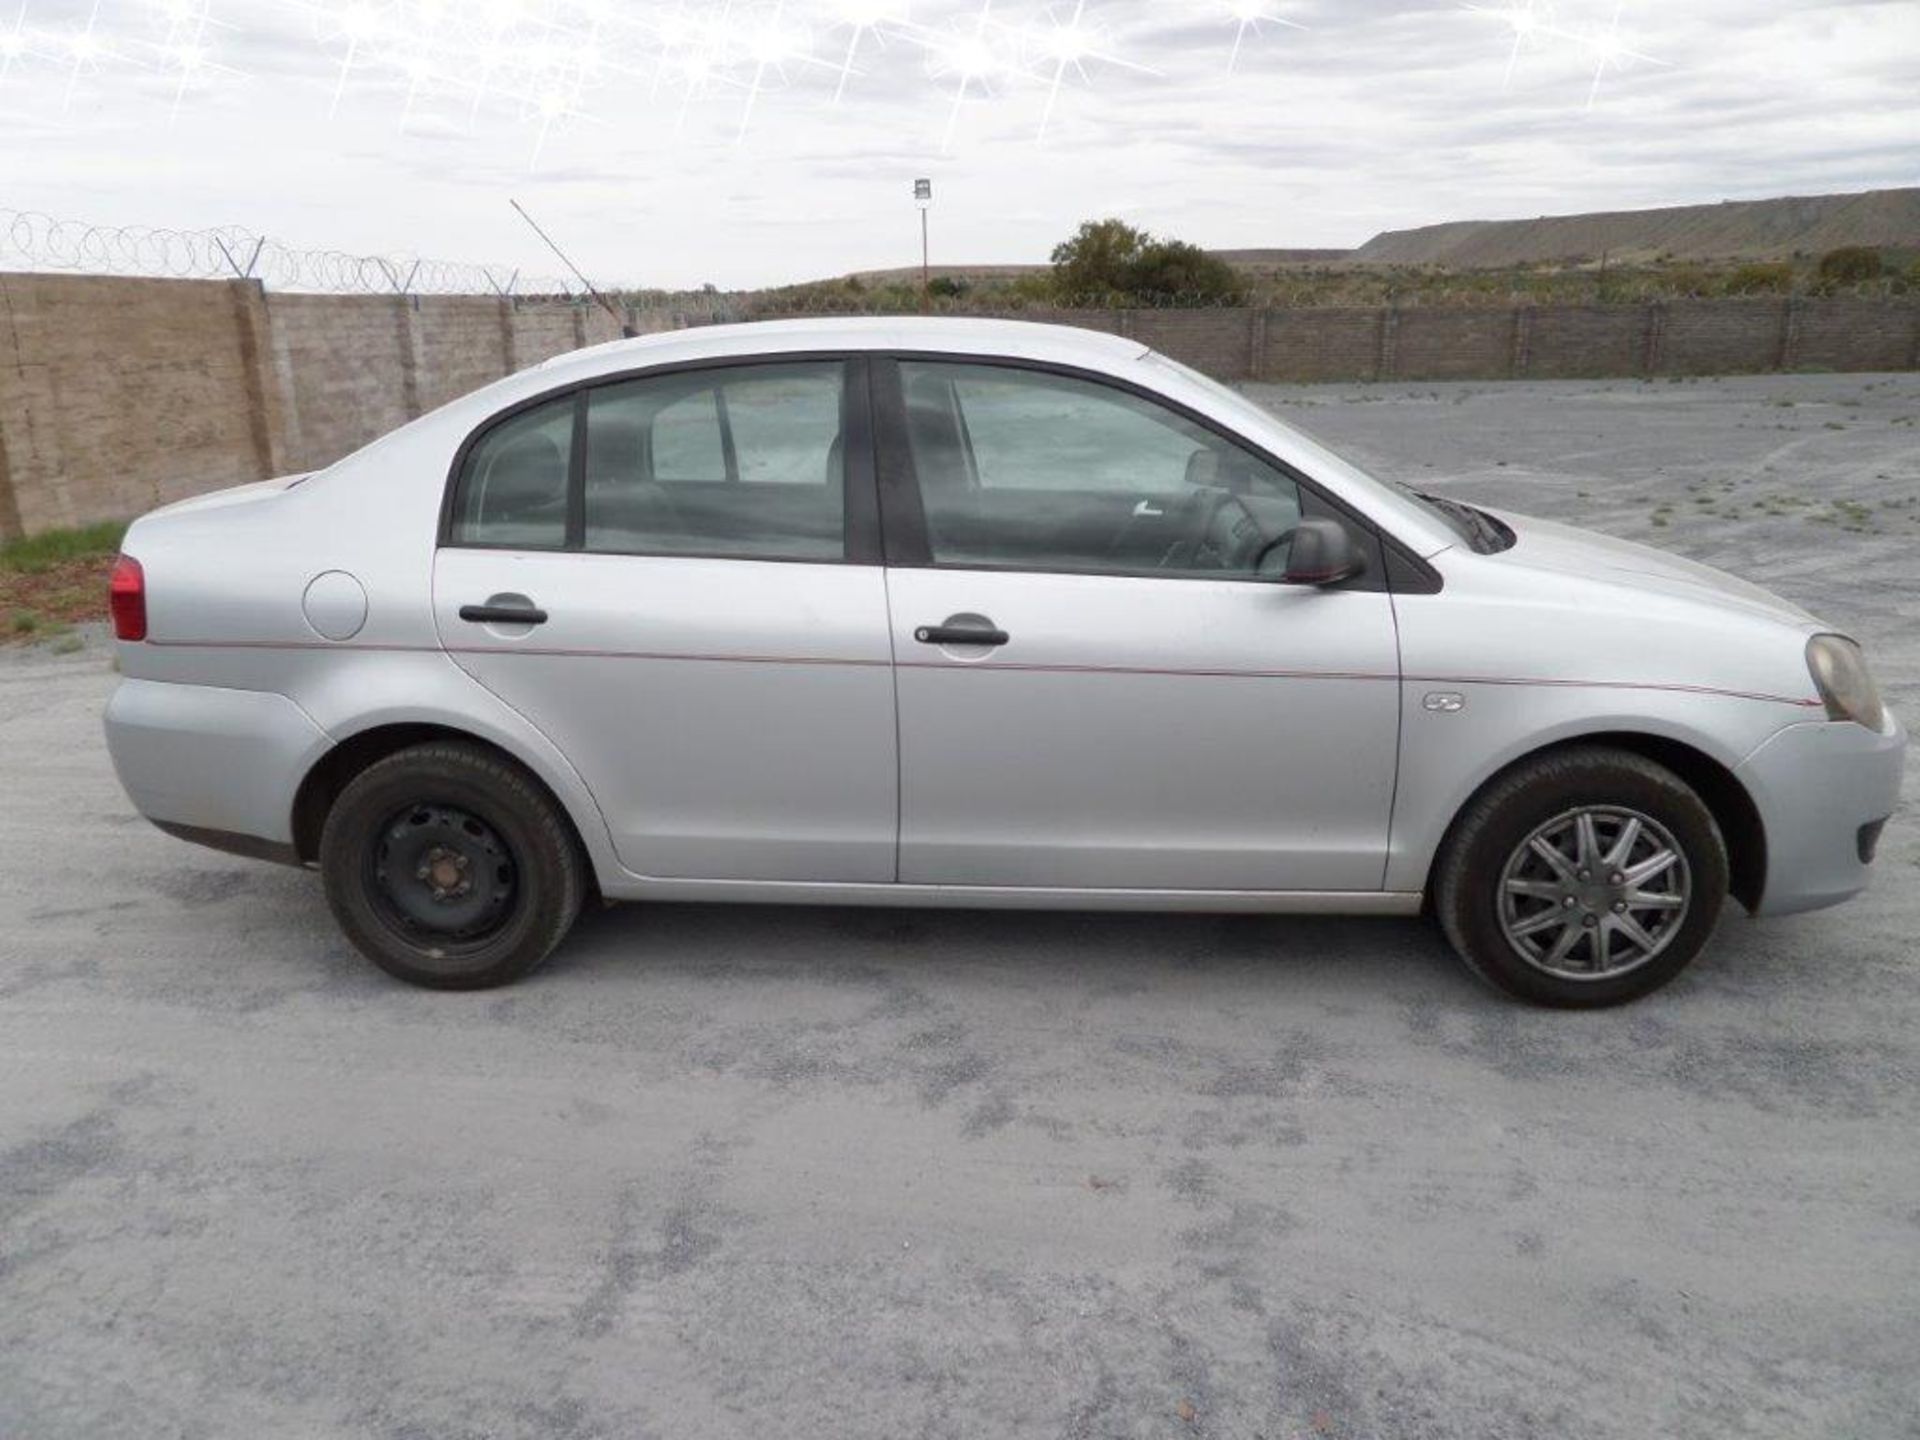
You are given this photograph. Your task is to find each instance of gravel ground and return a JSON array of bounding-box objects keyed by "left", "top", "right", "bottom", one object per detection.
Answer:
[{"left": 3, "top": 372, "right": 1917, "bottom": 1440}]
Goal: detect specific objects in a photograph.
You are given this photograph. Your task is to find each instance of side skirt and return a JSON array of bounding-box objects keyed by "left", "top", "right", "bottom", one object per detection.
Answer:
[{"left": 597, "top": 876, "right": 1424, "bottom": 915}]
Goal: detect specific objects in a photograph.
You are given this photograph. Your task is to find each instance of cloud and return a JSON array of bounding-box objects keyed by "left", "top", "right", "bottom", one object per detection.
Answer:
[{"left": 0, "top": 0, "right": 1913, "bottom": 287}]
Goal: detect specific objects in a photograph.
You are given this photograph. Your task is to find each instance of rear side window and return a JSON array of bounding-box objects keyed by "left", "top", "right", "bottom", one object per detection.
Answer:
[
  {"left": 448, "top": 395, "right": 574, "bottom": 549},
  {"left": 584, "top": 362, "right": 846, "bottom": 560}
]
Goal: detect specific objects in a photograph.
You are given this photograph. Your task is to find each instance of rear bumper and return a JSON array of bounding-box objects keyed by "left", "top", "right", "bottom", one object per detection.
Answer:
[
  {"left": 1736, "top": 712, "right": 1907, "bottom": 917},
  {"left": 104, "top": 678, "right": 331, "bottom": 853}
]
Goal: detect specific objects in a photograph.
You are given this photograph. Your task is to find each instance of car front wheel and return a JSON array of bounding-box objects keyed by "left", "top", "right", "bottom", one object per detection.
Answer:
[
  {"left": 1435, "top": 746, "right": 1729, "bottom": 1007},
  {"left": 319, "top": 741, "right": 584, "bottom": 989}
]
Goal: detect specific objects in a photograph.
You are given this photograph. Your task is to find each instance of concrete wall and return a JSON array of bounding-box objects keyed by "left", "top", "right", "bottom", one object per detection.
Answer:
[
  {"left": 0, "top": 275, "right": 273, "bottom": 538},
  {"left": 1, "top": 273, "right": 1916, "bottom": 539},
  {"left": 267, "top": 293, "right": 414, "bottom": 475},
  {"left": 0, "top": 273, "right": 624, "bottom": 538},
  {"left": 1264, "top": 309, "right": 1387, "bottom": 382}
]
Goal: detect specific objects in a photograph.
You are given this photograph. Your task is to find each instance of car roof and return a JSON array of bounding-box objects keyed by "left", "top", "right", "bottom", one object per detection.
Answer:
[{"left": 545, "top": 315, "right": 1153, "bottom": 382}]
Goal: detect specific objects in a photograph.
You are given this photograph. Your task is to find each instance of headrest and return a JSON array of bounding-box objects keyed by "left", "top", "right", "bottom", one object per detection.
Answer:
[
  {"left": 588, "top": 412, "right": 645, "bottom": 483},
  {"left": 482, "top": 431, "right": 565, "bottom": 518}
]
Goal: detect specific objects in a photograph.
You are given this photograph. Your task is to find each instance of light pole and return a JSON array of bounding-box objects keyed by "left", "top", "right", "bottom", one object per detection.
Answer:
[{"left": 914, "top": 177, "right": 932, "bottom": 313}]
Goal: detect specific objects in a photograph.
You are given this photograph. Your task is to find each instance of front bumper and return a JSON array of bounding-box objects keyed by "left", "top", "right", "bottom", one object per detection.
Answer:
[
  {"left": 104, "top": 678, "right": 332, "bottom": 854},
  {"left": 1736, "top": 712, "right": 1907, "bottom": 917}
]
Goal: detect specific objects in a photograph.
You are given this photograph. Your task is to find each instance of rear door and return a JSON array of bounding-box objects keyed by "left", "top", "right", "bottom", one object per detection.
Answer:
[
  {"left": 433, "top": 356, "right": 897, "bottom": 883},
  {"left": 876, "top": 357, "right": 1402, "bottom": 893}
]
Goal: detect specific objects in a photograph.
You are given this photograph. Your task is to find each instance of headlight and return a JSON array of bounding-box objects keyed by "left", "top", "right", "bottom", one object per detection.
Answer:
[{"left": 1806, "top": 634, "right": 1887, "bottom": 731}]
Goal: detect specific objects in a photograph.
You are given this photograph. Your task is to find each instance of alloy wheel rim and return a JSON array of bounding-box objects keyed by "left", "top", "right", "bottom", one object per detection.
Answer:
[{"left": 1496, "top": 805, "right": 1691, "bottom": 981}]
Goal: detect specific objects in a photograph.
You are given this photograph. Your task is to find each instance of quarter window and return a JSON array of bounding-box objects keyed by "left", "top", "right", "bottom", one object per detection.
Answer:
[
  {"left": 448, "top": 394, "right": 574, "bottom": 549},
  {"left": 586, "top": 362, "right": 847, "bottom": 560},
  {"left": 897, "top": 361, "right": 1303, "bottom": 578}
]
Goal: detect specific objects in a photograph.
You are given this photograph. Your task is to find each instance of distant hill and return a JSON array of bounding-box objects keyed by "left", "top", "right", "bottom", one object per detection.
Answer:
[{"left": 1350, "top": 187, "right": 1920, "bottom": 267}]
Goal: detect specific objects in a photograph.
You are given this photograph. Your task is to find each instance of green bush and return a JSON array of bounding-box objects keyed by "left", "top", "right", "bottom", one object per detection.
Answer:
[
  {"left": 1127, "top": 239, "right": 1241, "bottom": 303},
  {"left": 1658, "top": 266, "right": 1711, "bottom": 298},
  {"left": 1049, "top": 218, "right": 1242, "bottom": 305},
  {"left": 1816, "top": 246, "right": 1884, "bottom": 286},
  {"left": 1050, "top": 218, "right": 1149, "bottom": 301},
  {"left": 1721, "top": 262, "right": 1794, "bottom": 295}
]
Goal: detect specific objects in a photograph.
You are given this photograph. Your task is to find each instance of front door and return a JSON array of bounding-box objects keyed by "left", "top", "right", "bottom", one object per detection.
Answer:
[
  {"left": 878, "top": 359, "right": 1401, "bottom": 892},
  {"left": 433, "top": 356, "right": 897, "bottom": 883}
]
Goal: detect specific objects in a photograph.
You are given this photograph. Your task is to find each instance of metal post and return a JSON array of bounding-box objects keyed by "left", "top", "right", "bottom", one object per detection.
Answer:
[{"left": 914, "top": 178, "right": 933, "bottom": 315}]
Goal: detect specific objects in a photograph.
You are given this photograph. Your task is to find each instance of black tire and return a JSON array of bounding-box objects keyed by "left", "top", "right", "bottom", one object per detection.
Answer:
[
  {"left": 1434, "top": 746, "right": 1728, "bottom": 1007},
  {"left": 319, "top": 741, "right": 583, "bottom": 989}
]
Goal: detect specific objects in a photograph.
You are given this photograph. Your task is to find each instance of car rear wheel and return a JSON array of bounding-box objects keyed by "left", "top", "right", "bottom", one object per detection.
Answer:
[
  {"left": 319, "top": 741, "right": 583, "bottom": 989},
  {"left": 1434, "top": 746, "right": 1728, "bottom": 1007}
]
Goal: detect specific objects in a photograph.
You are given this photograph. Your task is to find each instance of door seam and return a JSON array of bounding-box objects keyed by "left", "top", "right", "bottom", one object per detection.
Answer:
[
  {"left": 1381, "top": 589, "right": 1407, "bottom": 893},
  {"left": 880, "top": 566, "right": 905, "bottom": 883}
]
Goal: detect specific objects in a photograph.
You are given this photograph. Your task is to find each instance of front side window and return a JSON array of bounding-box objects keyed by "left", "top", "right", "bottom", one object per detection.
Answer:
[
  {"left": 448, "top": 394, "right": 575, "bottom": 549},
  {"left": 586, "top": 362, "right": 847, "bottom": 560},
  {"left": 897, "top": 361, "right": 1302, "bottom": 578}
]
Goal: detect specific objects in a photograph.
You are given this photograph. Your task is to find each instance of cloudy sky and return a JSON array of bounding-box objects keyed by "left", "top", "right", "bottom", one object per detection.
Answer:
[{"left": 1, "top": 0, "right": 1915, "bottom": 290}]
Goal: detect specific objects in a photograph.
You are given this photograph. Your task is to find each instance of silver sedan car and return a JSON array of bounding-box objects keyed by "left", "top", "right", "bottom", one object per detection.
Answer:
[{"left": 103, "top": 318, "right": 1904, "bottom": 1005}]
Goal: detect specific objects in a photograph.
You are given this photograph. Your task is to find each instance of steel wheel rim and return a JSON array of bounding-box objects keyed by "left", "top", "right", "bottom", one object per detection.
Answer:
[
  {"left": 367, "top": 802, "right": 518, "bottom": 948},
  {"left": 1497, "top": 805, "right": 1691, "bottom": 981}
]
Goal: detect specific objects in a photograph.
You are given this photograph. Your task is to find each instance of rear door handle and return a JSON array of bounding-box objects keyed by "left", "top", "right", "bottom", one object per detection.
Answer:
[
  {"left": 459, "top": 603, "right": 549, "bottom": 625},
  {"left": 915, "top": 623, "right": 1009, "bottom": 647}
]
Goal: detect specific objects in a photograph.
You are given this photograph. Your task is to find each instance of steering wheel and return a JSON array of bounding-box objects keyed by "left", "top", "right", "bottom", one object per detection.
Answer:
[
  {"left": 1157, "top": 486, "right": 1227, "bottom": 570},
  {"left": 1167, "top": 487, "right": 1254, "bottom": 572},
  {"left": 1162, "top": 487, "right": 1299, "bottom": 574}
]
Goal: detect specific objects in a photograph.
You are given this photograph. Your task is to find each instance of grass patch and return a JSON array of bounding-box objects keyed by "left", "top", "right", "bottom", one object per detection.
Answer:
[
  {"left": 0, "top": 519, "right": 127, "bottom": 574},
  {"left": 0, "top": 519, "right": 128, "bottom": 645}
]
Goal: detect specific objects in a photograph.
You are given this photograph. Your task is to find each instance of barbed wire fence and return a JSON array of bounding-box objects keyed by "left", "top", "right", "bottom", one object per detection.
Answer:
[
  {"left": 0, "top": 207, "right": 1257, "bottom": 321},
  {"left": 7, "top": 207, "right": 1913, "bottom": 315},
  {"left": 0, "top": 209, "right": 580, "bottom": 299}
]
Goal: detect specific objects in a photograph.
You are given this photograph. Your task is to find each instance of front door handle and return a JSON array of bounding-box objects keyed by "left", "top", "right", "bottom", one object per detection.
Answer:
[
  {"left": 459, "top": 603, "right": 549, "bottom": 625},
  {"left": 915, "top": 623, "right": 1009, "bottom": 647}
]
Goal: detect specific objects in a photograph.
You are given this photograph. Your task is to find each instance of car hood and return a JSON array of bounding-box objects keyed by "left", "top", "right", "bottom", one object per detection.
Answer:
[{"left": 1486, "top": 509, "right": 1818, "bottom": 629}]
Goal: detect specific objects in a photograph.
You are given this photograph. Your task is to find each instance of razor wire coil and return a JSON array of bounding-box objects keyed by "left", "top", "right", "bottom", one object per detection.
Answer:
[{"left": 0, "top": 209, "right": 577, "bottom": 297}]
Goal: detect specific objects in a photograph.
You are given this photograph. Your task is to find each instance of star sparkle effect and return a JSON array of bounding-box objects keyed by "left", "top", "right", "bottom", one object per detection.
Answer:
[
  {"left": 0, "top": 1, "right": 1187, "bottom": 154},
  {"left": 904, "top": 0, "right": 1160, "bottom": 150},
  {"left": 0, "top": 0, "right": 243, "bottom": 116},
  {"left": 0, "top": 0, "right": 1680, "bottom": 162},
  {"left": 1215, "top": 0, "right": 1303, "bottom": 76},
  {"left": 1028, "top": 0, "right": 1152, "bottom": 140},
  {"left": 1461, "top": 0, "right": 1665, "bottom": 108},
  {"left": 824, "top": 0, "right": 908, "bottom": 103},
  {"left": 287, "top": 0, "right": 1153, "bottom": 154}
]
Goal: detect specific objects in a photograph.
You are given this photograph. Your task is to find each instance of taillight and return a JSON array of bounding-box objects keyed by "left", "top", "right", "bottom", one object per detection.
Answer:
[{"left": 109, "top": 554, "right": 147, "bottom": 642}]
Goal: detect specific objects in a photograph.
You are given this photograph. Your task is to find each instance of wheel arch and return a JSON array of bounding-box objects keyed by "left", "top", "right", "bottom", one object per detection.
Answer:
[
  {"left": 1425, "top": 730, "right": 1768, "bottom": 914},
  {"left": 291, "top": 722, "right": 601, "bottom": 904}
]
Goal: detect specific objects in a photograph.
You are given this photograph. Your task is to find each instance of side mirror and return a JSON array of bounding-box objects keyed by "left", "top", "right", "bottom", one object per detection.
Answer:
[{"left": 1268, "top": 517, "right": 1366, "bottom": 586}]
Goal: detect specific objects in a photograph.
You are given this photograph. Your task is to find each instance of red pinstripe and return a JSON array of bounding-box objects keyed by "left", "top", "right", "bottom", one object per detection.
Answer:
[{"left": 143, "top": 637, "right": 1823, "bottom": 708}]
